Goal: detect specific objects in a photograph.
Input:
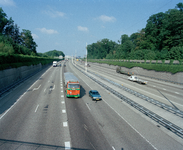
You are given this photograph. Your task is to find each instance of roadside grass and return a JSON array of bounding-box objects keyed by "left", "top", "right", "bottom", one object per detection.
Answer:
[{"left": 88, "top": 59, "right": 183, "bottom": 74}]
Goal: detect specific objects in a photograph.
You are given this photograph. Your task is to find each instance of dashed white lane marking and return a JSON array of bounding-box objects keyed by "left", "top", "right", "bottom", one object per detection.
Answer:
[
  {"left": 0, "top": 66, "right": 54, "bottom": 119},
  {"left": 61, "top": 95, "right": 64, "bottom": 98},
  {"left": 35, "top": 105, "right": 39, "bottom": 112},
  {"left": 86, "top": 103, "right": 91, "bottom": 110},
  {"left": 65, "top": 141, "right": 71, "bottom": 149},
  {"left": 112, "top": 146, "right": 116, "bottom": 150},
  {"left": 44, "top": 88, "right": 46, "bottom": 92},
  {"left": 153, "top": 86, "right": 156, "bottom": 87},
  {"left": 61, "top": 90, "right": 63, "bottom": 92},
  {"left": 62, "top": 110, "right": 66, "bottom": 113},
  {"left": 163, "top": 88, "right": 166, "bottom": 90},
  {"left": 61, "top": 101, "right": 65, "bottom": 104},
  {"left": 61, "top": 87, "right": 63, "bottom": 89},
  {"left": 63, "top": 122, "right": 68, "bottom": 127},
  {"left": 52, "top": 85, "right": 55, "bottom": 90},
  {"left": 175, "top": 92, "right": 179, "bottom": 94}
]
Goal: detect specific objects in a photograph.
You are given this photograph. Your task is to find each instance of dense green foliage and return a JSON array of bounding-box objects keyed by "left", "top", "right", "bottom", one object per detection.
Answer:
[
  {"left": 0, "top": 8, "right": 65, "bottom": 70},
  {"left": 43, "top": 50, "right": 65, "bottom": 58},
  {"left": 89, "top": 59, "right": 183, "bottom": 74},
  {"left": 0, "top": 8, "right": 37, "bottom": 55},
  {"left": 0, "top": 52, "right": 60, "bottom": 70},
  {"left": 87, "top": 3, "right": 183, "bottom": 60}
]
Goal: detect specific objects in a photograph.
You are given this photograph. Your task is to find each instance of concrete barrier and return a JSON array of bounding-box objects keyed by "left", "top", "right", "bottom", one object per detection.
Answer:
[
  {"left": 92, "top": 62, "right": 183, "bottom": 84},
  {"left": 0, "top": 63, "right": 44, "bottom": 92}
]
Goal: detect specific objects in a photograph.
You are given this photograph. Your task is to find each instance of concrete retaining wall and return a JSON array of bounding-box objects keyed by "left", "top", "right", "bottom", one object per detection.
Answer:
[
  {"left": 0, "top": 63, "right": 43, "bottom": 92},
  {"left": 94, "top": 63, "right": 183, "bottom": 84}
]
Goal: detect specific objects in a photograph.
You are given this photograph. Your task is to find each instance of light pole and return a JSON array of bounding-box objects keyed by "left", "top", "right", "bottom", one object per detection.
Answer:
[{"left": 85, "top": 43, "right": 87, "bottom": 72}]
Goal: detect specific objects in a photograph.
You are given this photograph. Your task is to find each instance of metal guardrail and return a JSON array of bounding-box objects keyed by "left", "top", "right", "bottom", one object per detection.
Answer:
[
  {"left": 73, "top": 63, "right": 183, "bottom": 139},
  {"left": 78, "top": 64, "right": 183, "bottom": 118},
  {"left": 93, "top": 72, "right": 183, "bottom": 118}
]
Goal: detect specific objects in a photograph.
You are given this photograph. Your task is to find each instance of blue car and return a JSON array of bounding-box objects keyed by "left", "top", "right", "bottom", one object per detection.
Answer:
[{"left": 89, "top": 90, "right": 102, "bottom": 101}]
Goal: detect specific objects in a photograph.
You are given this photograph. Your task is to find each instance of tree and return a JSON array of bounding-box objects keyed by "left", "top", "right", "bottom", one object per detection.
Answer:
[
  {"left": 120, "top": 34, "right": 129, "bottom": 44},
  {"left": 21, "top": 29, "right": 37, "bottom": 54},
  {"left": 0, "top": 7, "right": 8, "bottom": 34}
]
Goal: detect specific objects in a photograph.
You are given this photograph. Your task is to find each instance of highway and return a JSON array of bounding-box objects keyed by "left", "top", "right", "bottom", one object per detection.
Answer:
[{"left": 0, "top": 60, "right": 183, "bottom": 150}]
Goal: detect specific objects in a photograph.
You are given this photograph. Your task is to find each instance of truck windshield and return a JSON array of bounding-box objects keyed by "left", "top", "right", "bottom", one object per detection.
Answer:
[{"left": 68, "top": 84, "right": 79, "bottom": 88}]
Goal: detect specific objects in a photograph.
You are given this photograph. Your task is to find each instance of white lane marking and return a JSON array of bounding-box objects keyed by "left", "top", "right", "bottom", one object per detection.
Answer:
[
  {"left": 0, "top": 66, "right": 54, "bottom": 119},
  {"left": 35, "top": 105, "right": 39, "bottom": 112},
  {"left": 61, "top": 95, "right": 64, "bottom": 98},
  {"left": 84, "top": 81, "right": 92, "bottom": 89},
  {"left": 86, "top": 103, "right": 91, "bottom": 110},
  {"left": 62, "top": 110, "right": 66, "bottom": 113},
  {"left": 103, "top": 99, "right": 158, "bottom": 150},
  {"left": 52, "top": 84, "right": 55, "bottom": 90},
  {"left": 61, "top": 101, "right": 65, "bottom": 104},
  {"left": 65, "top": 141, "right": 71, "bottom": 149},
  {"left": 153, "top": 86, "right": 156, "bottom": 87},
  {"left": 61, "top": 87, "right": 63, "bottom": 89},
  {"left": 33, "top": 84, "right": 41, "bottom": 91},
  {"left": 163, "top": 88, "right": 166, "bottom": 90},
  {"left": 175, "top": 92, "right": 179, "bottom": 94},
  {"left": 61, "top": 90, "right": 63, "bottom": 92},
  {"left": 112, "top": 146, "right": 116, "bottom": 150},
  {"left": 44, "top": 88, "right": 46, "bottom": 92},
  {"left": 63, "top": 122, "right": 68, "bottom": 127}
]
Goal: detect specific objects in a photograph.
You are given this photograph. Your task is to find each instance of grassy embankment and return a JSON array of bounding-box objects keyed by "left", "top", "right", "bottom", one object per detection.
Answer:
[
  {"left": 0, "top": 53, "right": 60, "bottom": 71},
  {"left": 88, "top": 59, "right": 183, "bottom": 74}
]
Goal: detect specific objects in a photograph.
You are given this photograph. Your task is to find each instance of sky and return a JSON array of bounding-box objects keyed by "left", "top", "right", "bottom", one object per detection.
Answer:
[{"left": 0, "top": 0, "right": 181, "bottom": 57}]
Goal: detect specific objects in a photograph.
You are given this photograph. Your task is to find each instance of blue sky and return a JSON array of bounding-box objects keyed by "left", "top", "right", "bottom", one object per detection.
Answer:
[{"left": 0, "top": 0, "right": 181, "bottom": 57}]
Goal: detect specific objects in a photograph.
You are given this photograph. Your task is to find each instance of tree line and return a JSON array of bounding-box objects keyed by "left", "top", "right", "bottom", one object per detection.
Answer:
[
  {"left": 0, "top": 7, "right": 38, "bottom": 56},
  {"left": 38, "top": 50, "right": 65, "bottom": 58},
  {"left": 0, "top": 8, "right": 65, "bottom": 58},
  {"left": 87, "top": 3, "right": 183, "bottom": 60}
]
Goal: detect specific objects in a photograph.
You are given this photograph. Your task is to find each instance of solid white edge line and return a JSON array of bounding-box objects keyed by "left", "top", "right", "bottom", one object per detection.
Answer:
[
  {"left": 0, "top": 66, "right": 53, "bottom": 120},
  {"left": 103, "top": 98, "right": 158, "bottom": 150}
]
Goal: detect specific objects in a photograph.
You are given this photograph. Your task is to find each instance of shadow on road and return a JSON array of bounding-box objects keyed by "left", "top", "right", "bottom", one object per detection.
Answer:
[{"left": 0, "top": 138, "right": 91, "bottom": 150}]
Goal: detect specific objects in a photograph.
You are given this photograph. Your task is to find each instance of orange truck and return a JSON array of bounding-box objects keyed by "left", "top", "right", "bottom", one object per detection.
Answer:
[{"left": 64, "top": 72, "right": 80, "bottom": 98}]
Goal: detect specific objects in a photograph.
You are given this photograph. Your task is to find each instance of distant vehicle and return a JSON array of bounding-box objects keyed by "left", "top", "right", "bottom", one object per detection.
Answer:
[
  {"left": 89, "top": 90, "right": 102, "bottom": 101},
  {"left": 64, "top": 72, "right": 80, "bottom": 98},
  {"left": 116, "top": 66, "right": 133, "bottom": 76},
  {"left": 85, "top": 63, "right": 90, "bottom": 67},
  {"left": 53, "top": 61, "right": 57, "bottom": 67},
  {"left": 128, "top": 76, "right": 148, "bottom": 84}
]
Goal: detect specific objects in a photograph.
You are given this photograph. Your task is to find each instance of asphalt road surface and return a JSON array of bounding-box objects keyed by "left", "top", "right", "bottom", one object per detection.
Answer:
[{"left": 0, "top": 60, "right": 182, "bottom": 150}]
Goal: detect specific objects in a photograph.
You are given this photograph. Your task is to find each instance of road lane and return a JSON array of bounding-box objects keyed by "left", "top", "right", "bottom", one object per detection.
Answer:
[
  {"left": 0, "top": 62, "right": 71, "bottom": 149},
  {"left": 70, "top": 60, "right": 183, "bottom": 150}
]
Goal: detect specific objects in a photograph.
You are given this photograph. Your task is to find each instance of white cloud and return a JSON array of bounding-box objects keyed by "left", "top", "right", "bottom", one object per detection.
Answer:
[
  {"left": 0, "top": 0, "right": 16, "bottom": 6},
  {"left": 77, "top": 26, "right": 88, "bottom": 32},
  {"left": 32, "top": 33, "right": 39, "bottom": 39},
  {"left": 37, "top": 28, "right": 58, "bottom": 34},
  {"left": 97, "top": 15, "right": 116, "bottom": 22},
  {"left": 43, "top": 9, "right": 65, "bottom": 18}
]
